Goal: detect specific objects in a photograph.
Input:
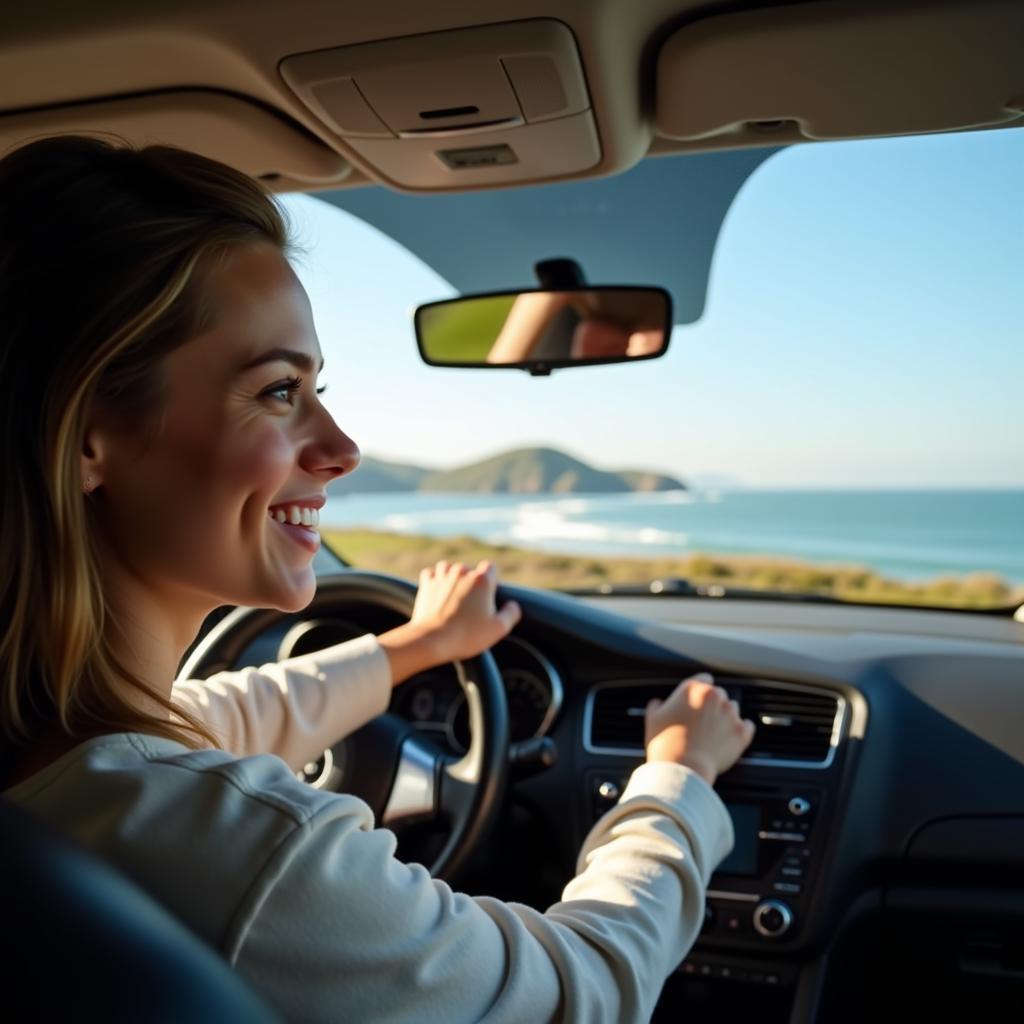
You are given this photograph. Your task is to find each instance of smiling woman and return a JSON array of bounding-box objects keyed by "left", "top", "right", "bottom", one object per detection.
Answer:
[
  {"left": 0, "top": 135, "right": 293, "bottom": 757},
  {"left": 0, "top": 135, "right": 752, "bottom": 1023}
]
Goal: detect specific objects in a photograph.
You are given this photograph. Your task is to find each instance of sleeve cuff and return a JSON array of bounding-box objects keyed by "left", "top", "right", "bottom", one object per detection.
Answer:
[{"left": 614, "top": 761, "right": 735, "bottom": 877}]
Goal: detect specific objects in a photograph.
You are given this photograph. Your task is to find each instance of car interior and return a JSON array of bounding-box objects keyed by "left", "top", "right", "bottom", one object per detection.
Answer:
[{"left": 1, "top": 1, "right": 1023, "bottom": 1022}]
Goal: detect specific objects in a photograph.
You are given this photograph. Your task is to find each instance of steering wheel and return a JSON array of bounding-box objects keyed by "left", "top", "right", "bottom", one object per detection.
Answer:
[{"left": 178, "top": 571, "right": 510, "bottom": 880}]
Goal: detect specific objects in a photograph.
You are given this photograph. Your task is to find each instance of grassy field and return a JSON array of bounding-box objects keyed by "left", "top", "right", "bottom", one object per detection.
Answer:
[
  {"left": 417, "top": 294, "right": 517, "bottom": 362},
  {"left": 321, "top": 528, "right": 1024, "bottom": 611}
]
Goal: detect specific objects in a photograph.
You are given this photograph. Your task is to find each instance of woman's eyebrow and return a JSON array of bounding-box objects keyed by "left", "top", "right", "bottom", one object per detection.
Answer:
[{"left": 237, "top": 347, "right": 325, "bottom": 374}]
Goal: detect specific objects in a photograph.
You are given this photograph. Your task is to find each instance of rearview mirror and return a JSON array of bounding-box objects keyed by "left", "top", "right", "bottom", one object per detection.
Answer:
[{"left": 415, "top": 287, "right": 671, "bottom": 375}]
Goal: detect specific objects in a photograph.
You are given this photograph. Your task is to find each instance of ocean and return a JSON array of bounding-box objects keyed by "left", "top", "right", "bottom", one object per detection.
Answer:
[{"left": 321, "top": 489, "right": 1024, "bottom": 584}]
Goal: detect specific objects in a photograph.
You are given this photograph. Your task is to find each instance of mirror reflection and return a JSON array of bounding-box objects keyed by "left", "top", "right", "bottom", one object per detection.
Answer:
[{"left": 416, "top": 287, "right": 671, "bottom": 370}]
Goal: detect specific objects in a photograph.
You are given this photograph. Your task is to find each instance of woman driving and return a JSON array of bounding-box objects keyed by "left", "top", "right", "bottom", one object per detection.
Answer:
[{"left": 0, "top": 136, "right": 754, "bottom": 1023}]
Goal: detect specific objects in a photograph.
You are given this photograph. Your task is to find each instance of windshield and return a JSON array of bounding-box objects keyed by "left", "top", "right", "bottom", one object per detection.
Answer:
[{"left": 287, "top": 127, "right": 1023, "bottom": 611}]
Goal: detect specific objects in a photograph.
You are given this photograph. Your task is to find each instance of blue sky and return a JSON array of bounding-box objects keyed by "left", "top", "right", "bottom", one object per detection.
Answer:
[{"left": 282, "top": 126, "right": 1023, "bottom": 488}]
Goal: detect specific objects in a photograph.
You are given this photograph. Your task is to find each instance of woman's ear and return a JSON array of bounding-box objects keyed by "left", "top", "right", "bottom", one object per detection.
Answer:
[{"left": 81, "top": 425, "right": 108, "bottom": 495}]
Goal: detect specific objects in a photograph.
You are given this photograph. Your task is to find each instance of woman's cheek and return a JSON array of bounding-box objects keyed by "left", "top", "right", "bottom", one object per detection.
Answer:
[{"left": 221, "top": 423, "right": 295, "bottom": 497}]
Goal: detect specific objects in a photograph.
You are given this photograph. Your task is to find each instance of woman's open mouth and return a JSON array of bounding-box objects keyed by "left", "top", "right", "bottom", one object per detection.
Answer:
[{"left": 268, "top": 503, "right": 321, "bottom": 553}]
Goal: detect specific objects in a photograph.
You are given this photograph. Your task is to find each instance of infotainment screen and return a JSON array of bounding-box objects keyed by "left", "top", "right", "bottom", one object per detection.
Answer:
[{"left": 715, "top": 803, "right": 760, "bottom": 876}]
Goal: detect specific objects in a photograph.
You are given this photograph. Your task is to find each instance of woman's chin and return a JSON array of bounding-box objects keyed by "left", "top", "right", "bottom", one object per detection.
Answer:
[{"left": 260, "top": 566, "right": 317, "bottom": 613}]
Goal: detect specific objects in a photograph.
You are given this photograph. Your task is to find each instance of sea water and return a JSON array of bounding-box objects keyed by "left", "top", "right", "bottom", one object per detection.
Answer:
[{"left": 321, "top": 489, "right": 1024, "bottom": 583}]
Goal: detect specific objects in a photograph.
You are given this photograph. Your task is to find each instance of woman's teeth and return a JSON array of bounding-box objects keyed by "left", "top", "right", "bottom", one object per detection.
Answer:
[{"left": 269, "top": 506, "right": 320, "bottom": 527}]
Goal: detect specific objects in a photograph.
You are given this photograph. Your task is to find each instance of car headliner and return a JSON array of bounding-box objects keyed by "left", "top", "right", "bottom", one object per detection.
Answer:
[{"left": 318, "top": 146, "right": 778, "bottom": 323}]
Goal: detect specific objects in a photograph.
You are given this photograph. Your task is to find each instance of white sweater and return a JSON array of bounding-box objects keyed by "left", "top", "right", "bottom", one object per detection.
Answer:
[{"left": 5, "top": 633, "right": 733, "bottom": 1023}]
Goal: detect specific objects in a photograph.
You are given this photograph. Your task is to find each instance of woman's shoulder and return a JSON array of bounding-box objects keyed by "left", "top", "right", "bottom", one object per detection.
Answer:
[
  {"left": 124, "top": 732, "right": 365, "bottom": 828},
  {"left": 6, "top": 732, "right": 377, "bottom": 955},
  {"left": 11, "top": 731, "right": 371, "bottom": 833}
]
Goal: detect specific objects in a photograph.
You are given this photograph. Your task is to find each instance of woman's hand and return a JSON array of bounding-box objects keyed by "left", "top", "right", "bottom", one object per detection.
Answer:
[
  {"left": 644, "top": 673, "right": 755, "bottom": 786},
  {"left": 411, "top": 560, "right": 521, "bottom": 663},
  {"left": 378, "top": 560, "right": 521, "bottom": 686}
]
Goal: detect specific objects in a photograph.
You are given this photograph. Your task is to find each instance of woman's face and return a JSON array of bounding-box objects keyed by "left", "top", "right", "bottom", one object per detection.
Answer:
[{"left": 89, "top": 241, "right": 358, "bottom": 617}]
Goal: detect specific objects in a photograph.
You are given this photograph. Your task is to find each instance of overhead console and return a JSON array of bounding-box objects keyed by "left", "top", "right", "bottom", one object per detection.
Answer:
[
  {"left": 655, "top": 0, "right": 1024, "bottom": 148},
  {"left": 279, "top": 19, "right": 600, "bottom": 191}
]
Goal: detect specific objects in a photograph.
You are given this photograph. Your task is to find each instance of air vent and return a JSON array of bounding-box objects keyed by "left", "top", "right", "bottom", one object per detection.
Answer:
[
  {"left": 585, "top": 680, "right": 842, "bottom": 767},
  {"left": 742, "top": 686, "right": 839, "bottom": 764},
  {"left": 587, "top": 682, "right": 675, "bottom": 752}
]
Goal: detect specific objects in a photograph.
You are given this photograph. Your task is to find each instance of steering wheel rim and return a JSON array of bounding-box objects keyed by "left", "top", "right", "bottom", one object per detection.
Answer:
[{"left": 177, "top": 570, "right": 509, "bottom": 880}]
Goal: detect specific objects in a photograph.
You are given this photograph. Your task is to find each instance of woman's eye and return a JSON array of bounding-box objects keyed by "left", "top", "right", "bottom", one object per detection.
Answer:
[
  {"left": 262, "top": 378, "right": 328, "bottom": 406},
  {"left": 263, "top": 377, "right": 302, "bottom": 405}
]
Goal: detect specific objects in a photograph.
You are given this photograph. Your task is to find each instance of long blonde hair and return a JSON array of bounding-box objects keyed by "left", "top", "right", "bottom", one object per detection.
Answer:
[{"left": 0, "top": 135, "right": 291, "bottom": 761}]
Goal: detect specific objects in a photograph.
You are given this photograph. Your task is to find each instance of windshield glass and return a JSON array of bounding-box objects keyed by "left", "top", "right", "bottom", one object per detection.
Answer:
[{"left": 288, "top": 127, "right": 1023, "bottom": 610}]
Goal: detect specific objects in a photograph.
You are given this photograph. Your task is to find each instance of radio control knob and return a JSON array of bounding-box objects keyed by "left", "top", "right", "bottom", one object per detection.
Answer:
[
  {"left": 753, "top": 900, "right": 794, "bottom": 938},
  {"left": 787, "top": 797, "right": 811, "bottom": 817},
  {"left": 597, "top": 780, "right": 620, "bottom": 802}
]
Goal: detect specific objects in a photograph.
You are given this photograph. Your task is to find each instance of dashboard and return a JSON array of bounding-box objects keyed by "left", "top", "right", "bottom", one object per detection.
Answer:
[{"left": 231, "top": 579, "right": 1024, "bottom": 1024}]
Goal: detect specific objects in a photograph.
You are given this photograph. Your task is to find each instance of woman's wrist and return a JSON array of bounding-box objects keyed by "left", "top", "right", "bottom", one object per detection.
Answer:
[
  {"left": 378, "top": 620, "right": 448, "bottom": 687},
  {"left": 645, "top": 750, "right": 718, "bottom": 787},
  {"left": 677, "top": 753, "right": 718, "bottom": 786}
]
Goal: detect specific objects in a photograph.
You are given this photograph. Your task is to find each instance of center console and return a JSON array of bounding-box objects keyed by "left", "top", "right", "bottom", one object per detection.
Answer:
[
  {"left": 705, "top": 784, "right": 824, "bottom": 944},
  {"left": 589, "top": 775, "right": 828, "bottom": 953},
  {"left": 581, "top": 673, "right": 850, "bottom": 1022}
]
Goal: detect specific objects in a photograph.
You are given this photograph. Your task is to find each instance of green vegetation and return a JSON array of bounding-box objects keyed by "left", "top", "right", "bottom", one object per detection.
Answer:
[
  {"left": 329, "top": 447, "right": 686, "bottom": 495},
  {"left": 418, "top": 294, "right": 518, "bottom": 363},
  {"left": 321, "top": 528, "right": 1024, "bottom": 611}
]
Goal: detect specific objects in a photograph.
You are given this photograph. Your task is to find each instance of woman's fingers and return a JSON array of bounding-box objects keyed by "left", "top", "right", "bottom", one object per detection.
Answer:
[
  {"left": 413, "top": 559, "right": 517, "bottom": 660},
  {"left": 496, "top": 600, "right": 522, "bottom": 633}
]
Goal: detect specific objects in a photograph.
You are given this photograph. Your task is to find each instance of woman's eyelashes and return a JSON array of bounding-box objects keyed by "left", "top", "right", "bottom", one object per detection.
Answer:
[{"left": 262, "top": 377, "right": 328, "bottom": 406}]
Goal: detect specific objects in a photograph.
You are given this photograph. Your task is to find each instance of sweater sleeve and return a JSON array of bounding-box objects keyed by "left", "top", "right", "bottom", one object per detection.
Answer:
[
  {"left": 171, "top": 633, "right": 392, "bottom": 770},
  {"left": 230, "top": 760, "right": 733, "bottom": 1024}
]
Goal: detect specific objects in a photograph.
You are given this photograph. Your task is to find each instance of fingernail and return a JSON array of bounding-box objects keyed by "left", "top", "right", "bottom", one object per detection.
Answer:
[{"left": 692, "top": 671, "right": 713, "bottom": 683}]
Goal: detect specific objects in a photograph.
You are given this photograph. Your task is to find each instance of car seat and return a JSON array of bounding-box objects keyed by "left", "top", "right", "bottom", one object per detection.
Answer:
[{"left": 0, "top": 798, "right": 280, "bottom": 1022}]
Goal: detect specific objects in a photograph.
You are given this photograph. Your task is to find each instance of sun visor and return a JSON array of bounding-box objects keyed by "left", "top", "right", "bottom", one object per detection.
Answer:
[
  {"left": 0, "top": 90, "right": 350, "bottom": 187},
  {"left": 280, "top": 19, "right": 600, "bottom": 191},
  {"left": 656, "top": 0, "right": 1024, "bottom": 145}
]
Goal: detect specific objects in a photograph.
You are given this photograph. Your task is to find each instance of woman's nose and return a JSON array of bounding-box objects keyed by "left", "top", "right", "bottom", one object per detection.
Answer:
[{"left": 299, "top": 406, "right": 361, "bottom": 481}]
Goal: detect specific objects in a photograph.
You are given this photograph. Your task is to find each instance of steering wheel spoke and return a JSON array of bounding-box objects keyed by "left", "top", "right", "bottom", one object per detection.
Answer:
[
  {"left": 381, "top": 733, "right": 444, "bottom": 826},
  {"left": 438, "top": 753, "right": 479, "bottom": 823}
]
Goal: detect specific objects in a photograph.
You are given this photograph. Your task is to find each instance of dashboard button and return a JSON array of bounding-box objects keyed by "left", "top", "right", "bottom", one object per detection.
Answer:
[
  {"left": 723, "top": 910, "right": 744, "bottom": 933},
  {"left": 773, "top": 881, "right": 802, "bottom": 894}
]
